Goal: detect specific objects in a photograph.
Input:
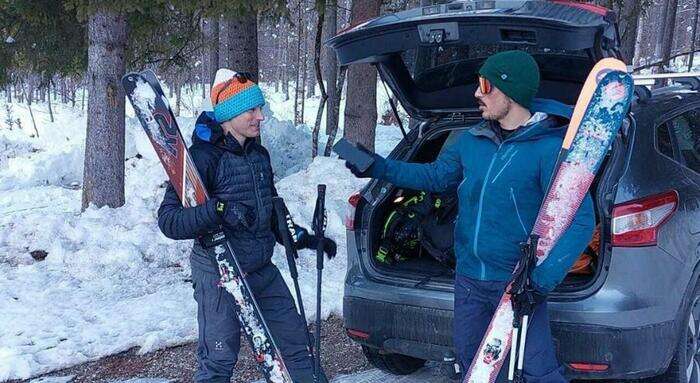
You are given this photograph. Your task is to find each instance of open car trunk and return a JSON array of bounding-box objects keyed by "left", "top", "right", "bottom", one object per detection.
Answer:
[
  {"left": 364, "top": 118, "right": 629, "bottom": 292},
  {"left": 327, "top": 0, "right": 620, "bottom": 119},
  {"left": 328, "top": 1, "right": 626, "bottom": 292}
]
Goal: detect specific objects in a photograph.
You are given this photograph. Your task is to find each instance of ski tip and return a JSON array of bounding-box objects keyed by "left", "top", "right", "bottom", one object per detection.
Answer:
[
  {"left": 121, "top": 73, "right": 145, "bottom": 93},
  {"left": 139, "top": 69, "right": 160, "bottom": 83}
]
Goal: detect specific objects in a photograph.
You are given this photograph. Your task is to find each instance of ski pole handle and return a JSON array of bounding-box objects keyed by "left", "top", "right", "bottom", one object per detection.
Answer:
[
  {"left": 313, "top": 185, "right": 326, "bottom": 236},
  {"left": 313, "top": 185, "right": 327, "bottom": 269},
  {"left": 272, "top": 197, "right": 300, "bottom": 279}
]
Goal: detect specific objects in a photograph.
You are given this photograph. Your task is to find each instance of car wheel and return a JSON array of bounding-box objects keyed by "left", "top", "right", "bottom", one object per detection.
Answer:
[
  {"left": 361, "top": 345, "right": 426, "bottom": 375},
  {"left": 651, "top": 284, "right": 700, "bottom": 383}
]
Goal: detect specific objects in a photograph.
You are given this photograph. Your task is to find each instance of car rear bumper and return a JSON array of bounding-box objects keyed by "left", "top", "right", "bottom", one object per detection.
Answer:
[{"left": 344, "top": 295, "right": 676, "bottom": 379}]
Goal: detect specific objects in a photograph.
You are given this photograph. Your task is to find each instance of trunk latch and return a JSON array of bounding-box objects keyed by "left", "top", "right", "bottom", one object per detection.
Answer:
[{"left": 418, "top": 22, "right": 459, "bottom": 45}]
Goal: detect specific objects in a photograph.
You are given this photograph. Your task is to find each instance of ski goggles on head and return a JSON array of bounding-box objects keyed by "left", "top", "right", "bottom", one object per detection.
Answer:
[
  {"left": 478, "top": 76, "right": 492, "bottom": 95},
  {"left": 213, "top": 72, "right": 257, "bottom": 105}
]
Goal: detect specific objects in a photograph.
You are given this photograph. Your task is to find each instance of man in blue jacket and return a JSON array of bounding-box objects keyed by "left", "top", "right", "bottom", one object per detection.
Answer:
[
  {"left": 158, "top": 69, "right": 336, "bottom": 383},
  {"left": 345, "top": 51, "right": 595, "bottom": 382}
]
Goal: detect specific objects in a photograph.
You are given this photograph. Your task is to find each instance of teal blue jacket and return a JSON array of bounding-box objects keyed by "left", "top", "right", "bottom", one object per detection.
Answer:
[{"left": 371, "top": 100, "right": 595, "bottom": 293}]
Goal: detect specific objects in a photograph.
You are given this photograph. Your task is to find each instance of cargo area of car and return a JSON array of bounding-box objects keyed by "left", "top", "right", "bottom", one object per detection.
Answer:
[{"left": 364, "top": 121, "right": 618, "bottom": 291}]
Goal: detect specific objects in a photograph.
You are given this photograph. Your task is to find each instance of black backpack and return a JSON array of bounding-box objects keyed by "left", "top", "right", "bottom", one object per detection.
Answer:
[{"left": 376, "top": 190, "right": 458, "bottom": 267}]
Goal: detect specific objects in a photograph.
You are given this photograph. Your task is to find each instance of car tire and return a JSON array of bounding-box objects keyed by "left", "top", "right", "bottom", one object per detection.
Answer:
[
  {"left": 361, "top": 345, "right": 426, "bottom": 375},
  {"left": 650, "top": 281, "right": 700, "bottom": 383}
]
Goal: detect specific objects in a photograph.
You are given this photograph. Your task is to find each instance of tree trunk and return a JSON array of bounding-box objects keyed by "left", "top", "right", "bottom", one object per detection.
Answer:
[
  {"left": 307, "top": 9, "right": 317, "bottom": 98},
  {"left": 275, "top": 35, "right": 281, "bottom": 93},
  {"left": 219, "top": 17, "right": 230, "bottom": 68},
  {"left": 82, "top": 7, "right": 127, "bottom": 210},
  {"left": 618, "top": 0, "right": 641, "bottom": 64},
  {"left": 283, "top": 33, "right": 290, "bottom": 101},
  {"left": 312, "top": 0, "right": 328, "bottom": 158},
  {"left": 689, "top": 0, "right": 700, "bottom": 71},
  {"left": 652, "top": 0, "right": 678, "bottom": 87},
  {"left": 323, "top": 65, "right": 347, "bottom": 156},
  {"left": 343, "top": 0, "right": 381, "bottom": 151},
  {"left": 47, "top": 84, "right": 54, "bottom": 123},
  {"left": 323, "top": 0, "right": 339, "bottom": 135},
  {"left": 300, "top": 17, "right": 307, "bottom": 124},
  {"left": 6, "top": 85, "right": 11, "bottom": 103},
  {"left": 204, "top": 17, "right": 219, "bottom": 86},
  {"left": 659, "top": 0, "right": 679, "bottom": 67},
  {"left": 222, "top": 8, "right": 259, "bottom": 80},
  {"left": 60, "top": 78, "right": 67, "bottom": 104},
  {"left": 175, "top": 80, "right": 182, "bottom": 116},
  {"left": 23, "top": 84, "right": 39, "bottom": 138},
  {"left": 294, "top": 0, "right": 305, "bottom": 125}
]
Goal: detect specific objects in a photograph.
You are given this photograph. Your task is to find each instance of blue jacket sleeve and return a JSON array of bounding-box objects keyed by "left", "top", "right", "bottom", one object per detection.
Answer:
[
  {"left": 370, "top": 133, "right": 464, "bottom": 192},
  {"left": 531, "top": 144, "right": 596, "bottom": 293},
  {"left": 157, "top": 145, "right": 223, "bottom": 240}
]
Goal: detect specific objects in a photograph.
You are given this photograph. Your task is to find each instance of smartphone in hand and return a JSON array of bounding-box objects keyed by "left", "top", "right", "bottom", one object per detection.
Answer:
[{"left": 332, "top": 138, "right": 375, "bottom": 173}]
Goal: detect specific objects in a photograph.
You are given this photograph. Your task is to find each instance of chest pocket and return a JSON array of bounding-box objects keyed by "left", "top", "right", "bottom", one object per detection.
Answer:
[{"left": 489, "top": 146, "right": 521, "bottom": 185}]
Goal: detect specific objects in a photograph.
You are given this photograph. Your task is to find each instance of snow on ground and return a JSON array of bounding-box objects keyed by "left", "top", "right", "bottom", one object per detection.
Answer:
[{"left": 0, "top": 83, "right": 403, "bottom": 381}]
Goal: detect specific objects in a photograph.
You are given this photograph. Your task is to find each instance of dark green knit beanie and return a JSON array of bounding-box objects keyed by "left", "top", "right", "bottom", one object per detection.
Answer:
[{"left": 478, "top": 50, "right": 540, "bottom": 108}]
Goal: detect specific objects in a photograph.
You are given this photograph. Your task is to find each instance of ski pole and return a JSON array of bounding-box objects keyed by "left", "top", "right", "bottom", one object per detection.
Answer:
[
  {"left": 508, "top": 234, "right": 539, "bottom": 383},
  {"left": 312, "top": 184, "right": 327, "bottom": 383},
  {"left": 271, "top": 197, "right": 315, "bottom": 360}
]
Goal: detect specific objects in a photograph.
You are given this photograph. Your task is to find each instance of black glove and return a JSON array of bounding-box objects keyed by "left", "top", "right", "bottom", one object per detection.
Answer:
[
  {"left": 294, "top": 227, "right": 337, "bottom": 259},
  {"left": 344, "top": 143, "right": 383, "bottom": 178},
  {"left": 215, "top": 199, "right": 256, "bottom": 229},
  {"left": 509, "top": 283, "right": 547, "bottom": 317}
]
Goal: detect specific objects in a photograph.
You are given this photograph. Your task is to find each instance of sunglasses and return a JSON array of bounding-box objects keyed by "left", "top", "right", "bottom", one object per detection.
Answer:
[
  {"left": 214, "top": 72, "right": 256, "bottom": 105},
  {"left": 478, "top": 76, "right": 492, "bottom": 95}
]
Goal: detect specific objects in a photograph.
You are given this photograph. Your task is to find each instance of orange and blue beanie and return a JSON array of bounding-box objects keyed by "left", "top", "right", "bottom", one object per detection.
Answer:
[{"left": 210, "top": 68, "right": 265, "bottom": 123}]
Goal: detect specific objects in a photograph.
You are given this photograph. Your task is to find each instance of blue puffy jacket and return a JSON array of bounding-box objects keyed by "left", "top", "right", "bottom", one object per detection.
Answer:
[
  {"left": 157, "top": 112, "right": 286, "bottom": 274},
  {"left": 371, "top": 99, "right": 595, "bottom": 293}
]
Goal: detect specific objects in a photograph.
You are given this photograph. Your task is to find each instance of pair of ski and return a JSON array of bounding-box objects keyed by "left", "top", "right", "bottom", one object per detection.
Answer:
[
  {"left": 464, "top": 59, "right": 634, "bottom": 382},
  {"left": 122, "top": 71, "right": 325, "bottom": 383}
]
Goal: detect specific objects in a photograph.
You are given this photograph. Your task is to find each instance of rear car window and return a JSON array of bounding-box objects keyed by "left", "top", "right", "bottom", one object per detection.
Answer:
[
  {"left": 658, "top": 109, "right": 700, "bottom": 173},
  {"left": 402, "top": 44, "right": 590, "bottom": 93}
]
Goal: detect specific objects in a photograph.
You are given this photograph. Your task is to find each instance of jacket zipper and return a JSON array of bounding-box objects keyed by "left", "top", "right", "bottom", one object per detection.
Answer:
[
  {"left": 473, "top": 142, "right": 502, "bottom": 279},
  {"left": 245, "top": 152, "right": 263, "bottom": 228},
  {"left": 510, "top": 187, "right": 528, "bottom": 236}
]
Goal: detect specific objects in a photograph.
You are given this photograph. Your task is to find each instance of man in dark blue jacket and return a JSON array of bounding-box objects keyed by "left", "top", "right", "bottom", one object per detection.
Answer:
[
  {"left": 345, "top": 51, "right": 595, "bottom": 382},
  {"left": 158, "top": 69, "right": 336, "bottom": 383}
]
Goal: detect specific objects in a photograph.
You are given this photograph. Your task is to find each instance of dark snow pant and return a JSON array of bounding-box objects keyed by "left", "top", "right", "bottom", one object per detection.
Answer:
[
  {"left": 454, "top": 274, "right": 567, "bottom": 383},
  {"left": 192, "top": 262, "right": 327, "bottom": 383}
]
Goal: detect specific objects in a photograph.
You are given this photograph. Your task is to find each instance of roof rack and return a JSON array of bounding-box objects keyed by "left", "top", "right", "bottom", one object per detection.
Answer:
[
  {"left": 631, "top": 72, "right": 700, "bottom": 89},
  {"left": 630, "top": 72, "right": 700, "bottom": 104}
]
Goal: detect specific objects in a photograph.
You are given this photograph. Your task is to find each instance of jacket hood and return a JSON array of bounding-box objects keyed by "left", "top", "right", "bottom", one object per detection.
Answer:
[
  {"left": 192, "top": 111, "right": 255, "bottom": 154},
  {"left": 193, "top": 111, "right": 225, "bottom": 146}
]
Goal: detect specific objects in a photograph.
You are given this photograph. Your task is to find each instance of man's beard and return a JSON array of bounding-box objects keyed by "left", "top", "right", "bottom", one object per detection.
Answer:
[{"left": 482, "top": 98, "right": 511, "bottom": 121}]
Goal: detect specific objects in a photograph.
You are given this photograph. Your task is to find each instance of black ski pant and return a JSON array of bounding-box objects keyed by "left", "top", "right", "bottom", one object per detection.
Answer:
[{"left": 192, "top": 261, "right": 327, "bottom": 383}]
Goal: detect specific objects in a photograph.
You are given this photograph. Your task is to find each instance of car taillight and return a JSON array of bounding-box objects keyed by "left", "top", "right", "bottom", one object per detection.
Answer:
[
  {"left": 612, "top": 190, "right": 679, "bottom": 247},
  {"left": 568, "top": 362, "right": 609, "bottom": 372},
  {"left": 345, "top": 192, "right": 361, "bottom": 231},
  {"left": 346, "top": 328, "right": 370, "bottom": 339}
]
